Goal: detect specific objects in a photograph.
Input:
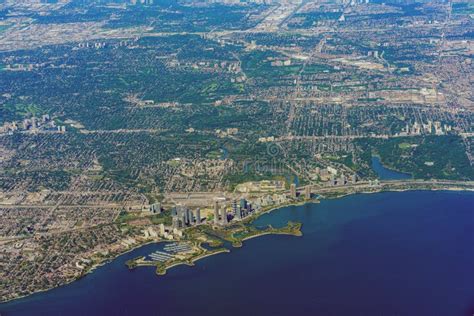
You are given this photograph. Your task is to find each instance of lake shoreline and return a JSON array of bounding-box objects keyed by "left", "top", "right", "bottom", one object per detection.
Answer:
[{"left": 2, "top": 182, "right": 474, "bottom": 305}]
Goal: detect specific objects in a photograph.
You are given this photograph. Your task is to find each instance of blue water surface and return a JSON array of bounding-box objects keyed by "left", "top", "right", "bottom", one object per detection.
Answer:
[{"left": 371, "top": 156, "right": 412, "bottom": 180}]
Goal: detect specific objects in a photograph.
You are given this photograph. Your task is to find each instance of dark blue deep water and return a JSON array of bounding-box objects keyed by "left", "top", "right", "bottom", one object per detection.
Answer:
[
  {"left": 2, "top": 191, "right": 474, "bottom": 316},
  {"left": 372, "top": 156, "right": 412, "bottom": 180}
]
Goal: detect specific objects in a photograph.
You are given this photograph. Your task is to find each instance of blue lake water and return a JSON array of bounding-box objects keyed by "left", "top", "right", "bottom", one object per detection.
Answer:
[
  {"left": 371, "top": 156, "right": 412, "bottom": 180},
  {"left": 1, "top": 191, "right": 474, "bottom": 316}
]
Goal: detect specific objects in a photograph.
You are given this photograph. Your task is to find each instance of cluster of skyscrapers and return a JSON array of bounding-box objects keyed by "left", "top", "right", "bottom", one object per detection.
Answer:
[
  {"left": 169, "top": 197, "right": 254, "bottom": 230},
  {"left": 0, "top": 114, "right": 67, "bottom": 135},
  {"left": 168, "top": 183, "right": 321, "bottom": 231},
  {"left": 329, "top": 174, "right": 358, "bottom": 186},
  {"left": 214, "top": 198, "right": 253, "bottom": 225},
  {"left": 289, "top": 183, "right": 311, "bottom": 200},
  {"left": 232, "top": 198, "right": 253, "bottom": 221},
  {"left": 171, "top": 205, "right": 201, "bottom": 229}
]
